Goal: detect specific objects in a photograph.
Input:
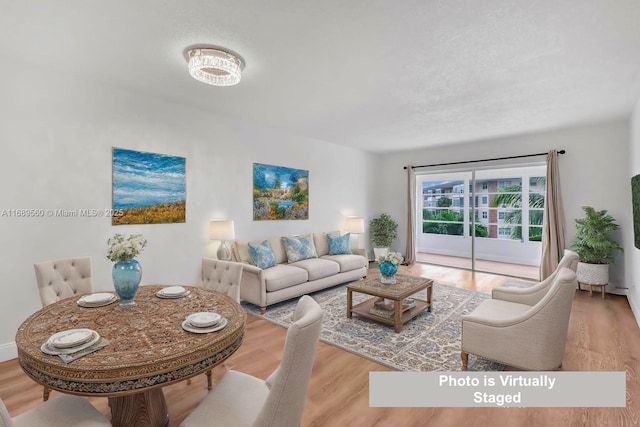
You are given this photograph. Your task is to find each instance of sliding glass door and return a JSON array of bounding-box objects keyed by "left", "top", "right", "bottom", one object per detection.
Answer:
[
  {"left": 415, "top": 164, "right": 546, "bottom": 279},
  {"left": 418, "top": 171, "right": 474, "bottom": 270}
]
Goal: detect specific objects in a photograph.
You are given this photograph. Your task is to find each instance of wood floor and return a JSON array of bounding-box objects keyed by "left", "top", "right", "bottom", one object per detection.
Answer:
[
  {"left": 1, "top": 265, "right": 639, "bottom": 427},
  {"left": 416, "top": 252, "right": 541, "bottom": 281}
]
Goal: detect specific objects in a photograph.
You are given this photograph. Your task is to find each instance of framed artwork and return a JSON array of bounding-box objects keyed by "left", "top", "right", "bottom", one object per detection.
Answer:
[
  {"left": 253, "top": 163, "right": 309, "bottom": 220},
  {"left": 112, "top": 148, "right": 186, "bottom": 225},
  {"left": 632, "top": 174, "right": 640, "bottom": 249}
]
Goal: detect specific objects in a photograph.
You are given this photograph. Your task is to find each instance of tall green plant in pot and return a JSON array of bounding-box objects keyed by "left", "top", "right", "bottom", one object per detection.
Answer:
[
  {"left": 370, "top": 213, "right": 398, "bottom": 260},
  {"left": 570, "top": 206, "right": 622, "bottom": 286}
]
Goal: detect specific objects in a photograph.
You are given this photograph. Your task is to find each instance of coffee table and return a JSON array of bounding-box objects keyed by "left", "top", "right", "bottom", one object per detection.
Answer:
[{"left": 346, "top": 274, "right": 433, "bottom": 332}]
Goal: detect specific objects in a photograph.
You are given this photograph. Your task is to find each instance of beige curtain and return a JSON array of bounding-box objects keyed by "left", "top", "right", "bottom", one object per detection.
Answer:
[
  {"left": 540, "top": 150, "right": 566, "bottom": 279},
  {"left": 405, "top": 166, "right": 416, "bottom": 265}
]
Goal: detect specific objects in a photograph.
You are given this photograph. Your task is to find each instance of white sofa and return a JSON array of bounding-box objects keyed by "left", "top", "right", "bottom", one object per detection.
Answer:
[{"left": 232, "top": 231, "right": 368, "bottom": 312}]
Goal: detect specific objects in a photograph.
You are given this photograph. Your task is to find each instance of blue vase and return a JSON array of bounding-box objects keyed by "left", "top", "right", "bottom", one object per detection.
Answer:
[
  {"left": 112, "top": 259, "right": 142, "bottom": 306},
  {"left": 379, "top": 261, "right": 398, "bottom": 284}
]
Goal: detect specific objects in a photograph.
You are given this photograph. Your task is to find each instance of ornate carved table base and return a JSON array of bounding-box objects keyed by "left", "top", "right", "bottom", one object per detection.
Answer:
[{"left": 109, "top": 389, "right": 169, "bottom": 427}]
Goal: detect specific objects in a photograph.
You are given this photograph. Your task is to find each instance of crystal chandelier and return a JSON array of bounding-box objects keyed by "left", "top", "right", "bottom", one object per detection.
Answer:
[{"left": 187, "top": 48, "right": 242, "bottom": 87}]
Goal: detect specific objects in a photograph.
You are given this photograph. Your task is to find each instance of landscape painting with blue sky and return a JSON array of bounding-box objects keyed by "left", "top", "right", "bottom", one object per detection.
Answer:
[
  {"left": 112, "top": 148, "right": 186, "bottom": 225},
  {"left": 253, "top": 163, "right": 309, "bottom": 220}
]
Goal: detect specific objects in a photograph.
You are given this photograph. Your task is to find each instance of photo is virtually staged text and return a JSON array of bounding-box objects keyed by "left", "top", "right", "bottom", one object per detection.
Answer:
[{"left": 369, "top": 371, "right": 625, "bottom": 408}]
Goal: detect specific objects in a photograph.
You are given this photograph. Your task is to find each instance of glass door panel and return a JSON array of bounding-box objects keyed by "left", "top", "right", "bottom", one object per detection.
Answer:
[
  {"left": 473, "top": 166, "right": 544, "bottom": 278},
  {"left": 417, "top": 172, "right": 473, "bottom": 270}
]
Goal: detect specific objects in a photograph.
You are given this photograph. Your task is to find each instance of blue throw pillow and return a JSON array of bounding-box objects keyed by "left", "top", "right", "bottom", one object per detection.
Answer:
[
  {"left": 327, "top": 233, "right": 352, "bottom": 255},
  {"left": 282, "top": 235, "right": 318, "bottom": 263},
  {"left": 248, "top": 240, "right": 277, "bottom": 269}
]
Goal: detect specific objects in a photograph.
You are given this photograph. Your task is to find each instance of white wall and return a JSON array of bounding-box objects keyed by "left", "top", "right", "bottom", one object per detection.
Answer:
[
  {"left": 0, "top": 61, "right": 371, "bottom": 358},
  {"left": 372, "top": 120, "right": 632, "bottom": 294},
  {"left": 629, "top": 98, "right": 640, "bottom": 326}
]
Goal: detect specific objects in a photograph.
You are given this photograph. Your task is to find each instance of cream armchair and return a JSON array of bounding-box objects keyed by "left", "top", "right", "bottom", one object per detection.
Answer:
[
  {"left": 491, "top": 250, "right": 578, "bottom": 304},
  {"left": 461, "top": 267, "right": 577, "bottom": 371}
]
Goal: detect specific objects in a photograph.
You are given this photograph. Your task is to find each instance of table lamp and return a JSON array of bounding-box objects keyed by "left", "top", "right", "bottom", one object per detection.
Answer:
[
  {"left": 209, "top": 219, "right": 235, "bottom": 261},
  {"left": 345, "top": 216, "right": 365, "bottom": 250}
]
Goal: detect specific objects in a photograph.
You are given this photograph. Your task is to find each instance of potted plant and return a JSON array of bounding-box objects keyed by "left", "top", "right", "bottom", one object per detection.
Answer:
[
  {"left": 570, "top": 206, "right": 623, "bottom": 285},
  {"left": 369, "top": 213, "right": 398, "bottom": 260}
]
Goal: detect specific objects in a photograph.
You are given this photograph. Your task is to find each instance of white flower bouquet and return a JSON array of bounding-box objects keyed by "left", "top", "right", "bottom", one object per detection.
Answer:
[
  {"left": 107, "top": 234, "right": 147, "bottom": 263},
  {"left": 377, "top": 251, "right": 404, "bottom": 266}
]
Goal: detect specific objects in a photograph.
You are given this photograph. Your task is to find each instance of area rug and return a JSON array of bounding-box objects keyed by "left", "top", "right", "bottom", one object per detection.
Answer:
[{"left": 242, "top": 282, "right": 504, "bottom": 372}]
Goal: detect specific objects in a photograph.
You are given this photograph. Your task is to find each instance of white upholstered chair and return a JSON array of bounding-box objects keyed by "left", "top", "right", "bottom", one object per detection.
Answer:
[
  {"left": 33, "top": 256, "right": 94, "bottom": 401},
  {"left": 461, "top": 267, "right": 577, "bottom": 371},
  {"left": 491, "top": 249, "right": 578, "bottom": 303},
  {"left": 34, "top": 257, "right": 93, "bottom": 307},
  {"left": 0, "top": 395, "right": 111, "bottom": 427},
  {"left": 201, "top": 258, "right": 243, "bottom": 304},
  {"left": 180, "top": 295, "right": 323, "bottom": 427},
  {"left": 194, "top": 258, "right": 244, "bottom": 390}
]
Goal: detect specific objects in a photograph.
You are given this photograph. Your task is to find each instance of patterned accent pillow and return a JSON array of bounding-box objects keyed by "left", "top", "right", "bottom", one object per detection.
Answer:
[
  {"left": 282, "top": 235, "right": 318, "bottom": 263},
  {"left": 248, "top": 240, "right": 277, "bottom": 269},
  {"left": 327, "top": 233, "right": 352, "bottom": 255}
]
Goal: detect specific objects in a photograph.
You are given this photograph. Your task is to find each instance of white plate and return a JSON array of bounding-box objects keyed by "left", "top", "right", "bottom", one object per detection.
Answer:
[
  {"left": 48, "top": 328, "right": 95, "bottom": 348},
  {"left": 159, "top": 286, "right": 187, "bottom": 296},
  {"left": 187, "top": 312, "right": 221, "bottom": 328},
  {"left": 41, "top": 331, "right": 101, "bottom": 355},
  {"left": 181, "top": 317, "right": 227, "bottom": 334},
  {"left": 156, "top": 290, "right": 190, "bottom": 299},
  {"left": 77, "top": 294, "right": 117, "bottom": 308},
  {"left": 79, "top": 293, "right": 114, "bottom": 304}
]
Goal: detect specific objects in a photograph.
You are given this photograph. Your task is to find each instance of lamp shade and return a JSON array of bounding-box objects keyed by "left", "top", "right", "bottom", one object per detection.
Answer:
[
  {"left": 209, "top": 220, "right": 235, "bottom": 240},
  {"left": 345, "top": 216, "right": 365, "bottom": 234}
]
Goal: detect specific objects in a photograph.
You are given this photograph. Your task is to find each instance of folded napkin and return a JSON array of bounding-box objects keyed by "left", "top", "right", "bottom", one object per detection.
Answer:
[{"left": 58, "top": 338, "right": 110, "bottom": 364}]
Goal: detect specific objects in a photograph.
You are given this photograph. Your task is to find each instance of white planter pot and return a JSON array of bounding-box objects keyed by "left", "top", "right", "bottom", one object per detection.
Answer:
[
  {"left": 576, "top": 262, "right": 609, "bottom": 285},
  {"left": 373, "top": 247, "right": 389, "bottom": 262}
]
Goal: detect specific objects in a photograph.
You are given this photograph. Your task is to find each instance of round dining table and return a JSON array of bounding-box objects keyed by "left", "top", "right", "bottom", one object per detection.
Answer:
[{"left": 15, "top": 285, "right": 246, "bottom": 427}]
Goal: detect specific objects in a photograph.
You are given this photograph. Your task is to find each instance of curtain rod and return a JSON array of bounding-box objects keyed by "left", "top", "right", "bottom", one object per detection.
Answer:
[{"left": 403, "top": 149, "right": 566, "bottom": 170}]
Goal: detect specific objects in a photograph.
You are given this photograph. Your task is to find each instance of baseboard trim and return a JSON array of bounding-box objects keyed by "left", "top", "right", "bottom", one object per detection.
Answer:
[
  {"left": 0, "top": 342, "right": 17, "bottom": 362},
  {"left": 627, "top": 293, "right": 640, "bottom": 329}
]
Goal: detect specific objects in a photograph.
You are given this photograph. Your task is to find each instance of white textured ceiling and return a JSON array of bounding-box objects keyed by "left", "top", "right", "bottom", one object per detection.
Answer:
[{"left": 1, "top": 1, "right": 640, "bottom": 153}]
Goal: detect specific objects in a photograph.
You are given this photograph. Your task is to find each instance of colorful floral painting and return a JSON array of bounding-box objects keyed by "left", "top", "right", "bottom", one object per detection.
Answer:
[
  {"left": 112, "top": 148, "right": 186, "bottom": 225},
  {"left": 253, "top": 163, "right": 309, "bottom": 220}
]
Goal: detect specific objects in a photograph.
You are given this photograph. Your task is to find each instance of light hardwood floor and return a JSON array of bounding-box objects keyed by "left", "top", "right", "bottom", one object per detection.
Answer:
[{"left": 1, "top": 265, "right": 639, "bottom": 427}]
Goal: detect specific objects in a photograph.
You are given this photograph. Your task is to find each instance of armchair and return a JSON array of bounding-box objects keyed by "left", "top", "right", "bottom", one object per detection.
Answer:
[
  {"left": 492, "top": 249, "right": 578, "bottom": 304},
  {"left": 461, "top": 267, "right": 577, "bottom": 371}
]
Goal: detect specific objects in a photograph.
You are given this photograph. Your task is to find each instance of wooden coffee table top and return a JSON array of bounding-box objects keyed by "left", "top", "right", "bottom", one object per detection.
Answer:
[{"left": 347, "top": 274, "right": 432, "bottom": 300}]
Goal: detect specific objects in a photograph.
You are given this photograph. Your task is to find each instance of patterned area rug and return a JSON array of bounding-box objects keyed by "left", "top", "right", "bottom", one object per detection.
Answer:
[{"left": 242, "top": 282, "right": 504, "bottom": 372}]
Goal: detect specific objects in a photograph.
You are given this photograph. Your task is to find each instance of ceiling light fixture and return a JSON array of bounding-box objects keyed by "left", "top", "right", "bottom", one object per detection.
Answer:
[{"left": 187, "top": 48, "right": 242, "bottom": 87}]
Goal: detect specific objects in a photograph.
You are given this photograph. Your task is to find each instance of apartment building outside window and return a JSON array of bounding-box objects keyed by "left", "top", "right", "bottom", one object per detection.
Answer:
[{"left": 420, "top": 166, "right": 546, "bottom": 242}]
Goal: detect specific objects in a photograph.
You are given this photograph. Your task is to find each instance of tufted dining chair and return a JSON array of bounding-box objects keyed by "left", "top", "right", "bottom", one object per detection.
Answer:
[
  {"left": 0, "top": 394, "right": 112, "bottom": 427},
  {"left": 33, "top": 256, "right": 93, "bottom": 400},
  {"left": 34, "top": 257, "right": 93, "bottom": 307},
  {"left": 180, "top": 294, "right": 323, "bottom": 427},
  {"left": 195, "top": 258, "right": 244, "bottom": 390},
  {"left": 201, "top": 258, "right": 243, "bottom": 305}
]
